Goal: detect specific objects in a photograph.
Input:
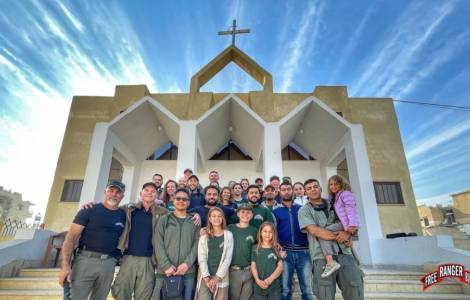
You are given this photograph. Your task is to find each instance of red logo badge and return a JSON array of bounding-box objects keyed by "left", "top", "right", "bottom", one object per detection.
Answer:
[{"left": 420, "top": 263, "right": 469, "bottom": 290}]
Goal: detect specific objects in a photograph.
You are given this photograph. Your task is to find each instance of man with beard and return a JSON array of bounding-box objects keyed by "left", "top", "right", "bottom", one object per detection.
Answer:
[
  {"left": 298, "top": 179, "right": 364, "bottom": 300},
  {"left": 152, "top": 173, "right": 164, "bottom": 199},
  {"left": 261, "top": 184, "right": 282, "bottom": 211},
  {"left": 111, "top": 182, "right": 168, "bottom": 300},
  {"left": 232, "top": 185, "right": 274, "bottom": 229},
  {"left": 59, "top": 180, "right": 126, "bottom": 300},
  {"left": 270, "top": 176, "right": 282, "bottom": 203},
  {"left": 188, "top": 175, "right": 205, "bottom": 210},
  {"left": 272, "top": 182, "right": 314, "bottom": 300},
  {"left": 189, "top": 186, "right": 234, "bottom": 227}
]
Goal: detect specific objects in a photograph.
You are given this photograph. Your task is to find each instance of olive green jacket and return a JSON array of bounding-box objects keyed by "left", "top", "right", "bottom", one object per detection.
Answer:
[{"left": 154, "top": 213, "right": 200, "bottom": 276}]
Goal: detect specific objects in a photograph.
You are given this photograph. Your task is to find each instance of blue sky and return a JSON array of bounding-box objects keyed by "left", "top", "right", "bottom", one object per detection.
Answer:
[{"left": 1, "top": 0, "right": 469, "bottom": 219}]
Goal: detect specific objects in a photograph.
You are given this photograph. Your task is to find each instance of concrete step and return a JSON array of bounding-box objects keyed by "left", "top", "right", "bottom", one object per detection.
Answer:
[
  {"left": 363, "top": 269, "right": 424, "bottom": 281},
  {"left": 0, "top": 289, "right": 114, "bottom": 300},
  {"left": 364, "top": 279, "right": 462, "bottom": 294},
  {"left": 335, "top": 292, "right": 470, "bottom": 300},
  {"left": 19, "top": 269, "right": 60, "bottom": 278},
  {"left": 0, "top": 278, "right": 60, "bottom": 290}
]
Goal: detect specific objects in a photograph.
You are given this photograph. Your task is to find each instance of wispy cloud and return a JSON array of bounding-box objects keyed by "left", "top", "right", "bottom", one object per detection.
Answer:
[
  {"left": 279, "top": 1, "right": 322, "bottom": 92},
  {"left": 406, "top": 118, "right": 470, "bottom": 159},
  {"left": 0, "top": 1, "right": 156, "bottom": 219},
  {"left": 327, "top": 5, "right": 375, "bottom": 84},
  {"left": 350, "top": 1, "right": 457, "bottom": 97}
]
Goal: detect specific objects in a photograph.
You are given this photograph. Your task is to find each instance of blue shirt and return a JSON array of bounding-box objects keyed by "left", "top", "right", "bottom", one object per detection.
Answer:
[
  {"left": 272, "top": 203, "right": 309, "bottom": 250},
  {"left": 189, "top": 189, "right": 205, "bottom": 210},
  {"left": 126, "top": 207, "right": 153, "bottom": 257},
  {"left": 189, "top": 204, "right": 234, "bottom": 227},
  {"left": 73, "top": 203, "right": 126, "bottom": 256}
]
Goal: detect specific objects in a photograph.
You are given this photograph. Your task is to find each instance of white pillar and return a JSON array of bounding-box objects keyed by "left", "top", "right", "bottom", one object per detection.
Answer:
[
  {"left": 80, "top": 123, "right": 113, "bottom": 207},
  {"left": 319, "top": 164, "right": 336, "bottom": 196},
  {"left": 263, "top": 123, "right": 283, "bottom": 182},
  {"left": 176, "top": 121, "right": 198, "bottom": 177},
  {"left": 120, "top": 164, "right": 141, "bottom": 205},
  {"left": 345, "top": 124, "right": 383, "bottom": 265}
]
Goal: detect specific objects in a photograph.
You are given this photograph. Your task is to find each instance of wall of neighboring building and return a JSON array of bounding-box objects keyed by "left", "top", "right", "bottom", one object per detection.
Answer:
[
  {"left": 453, "top": 190, "right": 470, "bottom": 224},
  {"left": 418, "top": 205, "right": 444, "bottom": 227},
  {"left": 0, "top": 188, "right": 32, "bottom": 223}
]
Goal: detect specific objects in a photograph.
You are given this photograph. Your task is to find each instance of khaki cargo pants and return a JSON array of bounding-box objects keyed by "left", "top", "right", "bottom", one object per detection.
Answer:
[
  {"left": 70, "top": 250, "right": 117, "bottom": 300},
  {"left": 312, "top": 254, "right": 364, "bottom": 300},
  {"left": 111, "top": 255, "right": 155, "bottom": 300}
]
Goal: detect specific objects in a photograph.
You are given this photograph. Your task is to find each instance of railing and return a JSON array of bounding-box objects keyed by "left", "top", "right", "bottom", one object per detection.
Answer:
[{"left": 0, "top": 218, "right": 33, "bottom": 237}]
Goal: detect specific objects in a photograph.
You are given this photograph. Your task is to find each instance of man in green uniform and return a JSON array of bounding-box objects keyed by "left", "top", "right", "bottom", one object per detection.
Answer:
[
  {"left": 228, "top": 204, "right": 258, "bottom": 300},
  {"left": 232, "top": 185, "right": 274, "bottom": 229},
  {"left": 298, "top": 179, "right": 364, "bottom": 300}
]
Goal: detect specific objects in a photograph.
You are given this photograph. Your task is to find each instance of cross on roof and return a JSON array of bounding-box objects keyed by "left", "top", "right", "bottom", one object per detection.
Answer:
[{"left": 218, "top": 19, "right": 250, "bottom": 46}]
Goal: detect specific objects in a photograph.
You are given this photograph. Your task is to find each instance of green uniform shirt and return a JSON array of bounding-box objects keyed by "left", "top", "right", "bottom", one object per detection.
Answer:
[
  {"left": 251, "top": 245, "right": 281, "bottom": 295},
  {"left": 298, "top": 199, "right": 351, "bottom": 261},
  {"left": 231, "top": 203, "right": 274, "bottom": 229},
  {"left": 228, "top": 224, "right": 258, "bottom": 267},
  {"left": 207, "top": 235, "right": 224, "bottom": 276}
]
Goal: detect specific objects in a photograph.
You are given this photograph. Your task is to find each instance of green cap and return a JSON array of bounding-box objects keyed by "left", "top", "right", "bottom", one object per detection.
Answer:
[{"left": 236, "top": 203, "right": 252, "bottom": 212}]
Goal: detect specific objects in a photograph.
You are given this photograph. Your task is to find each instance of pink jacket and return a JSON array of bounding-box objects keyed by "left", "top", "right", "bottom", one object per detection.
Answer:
[{"left": 332, "top": 190, "right": 361, "bottom": 229}]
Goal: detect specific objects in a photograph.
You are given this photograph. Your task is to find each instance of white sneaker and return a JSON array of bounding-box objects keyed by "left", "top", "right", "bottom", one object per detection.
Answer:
[{"left": 321, "top": 261, "right": 341, "bottom": 278}]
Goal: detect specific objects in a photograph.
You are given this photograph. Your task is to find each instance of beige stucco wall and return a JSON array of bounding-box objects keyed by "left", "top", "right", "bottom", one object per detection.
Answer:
[
  {"left": 44, "top": 84, "right": 421, "bottom": 236},
  {"left": 453, "top": 191, "right": 470, "bottom": 224},
  {"left": 346, "top": 98, "right": 421, "bottom": 235},
  {"left": 282, "top": 161, "right": 322, "bottom": 186}
]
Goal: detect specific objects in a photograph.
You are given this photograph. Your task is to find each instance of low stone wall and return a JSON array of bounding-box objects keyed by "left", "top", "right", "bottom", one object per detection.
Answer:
[{"left": 0, "top": 229, "right": 56, "bottom": 277}]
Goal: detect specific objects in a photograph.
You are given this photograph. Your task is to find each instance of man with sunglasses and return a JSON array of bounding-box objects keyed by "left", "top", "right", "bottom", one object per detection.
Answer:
[{"left": 153, "top": 188, "right": 200, "bottom": 300}]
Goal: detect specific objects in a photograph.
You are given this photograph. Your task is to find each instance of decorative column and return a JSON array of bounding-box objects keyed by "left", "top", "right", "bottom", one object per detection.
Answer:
[{"left": 263, "top": 123, "right": 283, "bottom": 182}]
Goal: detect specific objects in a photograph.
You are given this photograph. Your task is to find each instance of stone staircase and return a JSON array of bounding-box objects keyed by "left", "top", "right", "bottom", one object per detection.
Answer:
[{"left": 0, "top": 268, "right": 468, "bottom": 299}]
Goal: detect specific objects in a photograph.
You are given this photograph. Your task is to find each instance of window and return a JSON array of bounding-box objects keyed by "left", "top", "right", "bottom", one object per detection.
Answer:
[
  {"left": 61, "top": 180, "right": 83, "bottom": 202},
  {"left": 421, "top": 217, "right": 429, "bottom": 227},
  {"left": 210, "top": 140, "right": 252, "bottom": 160},
  {"left": 147, "top": 142, "right": 178, "bottom": 160},
  {"left": 373, "top": 182, "right": 404, "bottom": 205},
  {"left": 281, "top": 143, "right": 314, "bottom": 160}
]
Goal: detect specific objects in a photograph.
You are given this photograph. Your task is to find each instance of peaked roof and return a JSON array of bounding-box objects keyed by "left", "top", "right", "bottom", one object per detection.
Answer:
[{"left": 189, "top": 45, "right": 273, "bottom": 94}]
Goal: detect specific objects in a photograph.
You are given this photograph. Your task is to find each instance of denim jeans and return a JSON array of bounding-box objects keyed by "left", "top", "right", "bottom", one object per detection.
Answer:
[
  {"left": 281, "top": 249, "right": 314, "bottom": 300},
  {"left": 153, "top": 276, "right": 196, "bottom": 300}
]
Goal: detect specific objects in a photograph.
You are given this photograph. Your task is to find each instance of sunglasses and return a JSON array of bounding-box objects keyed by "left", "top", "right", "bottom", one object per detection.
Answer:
[{"left": 174, "top": 197, "right": 189, "bottom": 201}]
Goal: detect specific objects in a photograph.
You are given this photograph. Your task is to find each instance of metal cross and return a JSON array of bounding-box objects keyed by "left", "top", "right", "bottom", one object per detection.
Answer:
[{"left": 218, "top": 19, "right": 250, "bottom": 46}]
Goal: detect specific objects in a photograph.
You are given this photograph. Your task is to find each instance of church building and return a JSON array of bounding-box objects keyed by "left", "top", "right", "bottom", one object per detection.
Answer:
[{"left": 43, "top": 35, "right": 428, "bottom": 265}]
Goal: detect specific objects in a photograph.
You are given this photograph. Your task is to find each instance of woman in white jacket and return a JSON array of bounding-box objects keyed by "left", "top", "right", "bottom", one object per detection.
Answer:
[{"left": 196, "top": 207, "right": 234, "bottom": 300}]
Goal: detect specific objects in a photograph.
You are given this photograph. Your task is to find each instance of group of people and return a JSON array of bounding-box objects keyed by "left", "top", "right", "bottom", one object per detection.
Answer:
[{"left": 58, "top": 169, "right": 364, "bottom": 300}]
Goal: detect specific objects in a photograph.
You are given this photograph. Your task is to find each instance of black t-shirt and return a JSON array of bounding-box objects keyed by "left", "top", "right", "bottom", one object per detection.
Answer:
[{"left": 73, "top": 203, "right": 126, "bottom": 256}]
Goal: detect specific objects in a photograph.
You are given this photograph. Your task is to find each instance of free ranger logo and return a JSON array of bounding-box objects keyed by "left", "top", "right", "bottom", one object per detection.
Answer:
[{"left": 268, "top": 253, "right": 277, "bottom": 260}]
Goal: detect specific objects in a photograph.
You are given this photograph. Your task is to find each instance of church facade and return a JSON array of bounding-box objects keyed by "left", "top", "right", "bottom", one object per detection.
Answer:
[{"left": 44, "top": 45, "right": 423, "bottom": 265}]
